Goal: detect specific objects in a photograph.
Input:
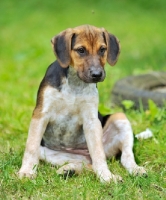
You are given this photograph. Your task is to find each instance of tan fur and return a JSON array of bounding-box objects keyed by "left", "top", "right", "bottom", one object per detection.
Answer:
[
  {"left": 103, "top": 113, "right": 127, "bottom": 133},
  {"left": 32, "top": 85, "right": 47, "bottom": 119},
  {"left": 70, "top": 26, "right": 107, "bottom": 69}
]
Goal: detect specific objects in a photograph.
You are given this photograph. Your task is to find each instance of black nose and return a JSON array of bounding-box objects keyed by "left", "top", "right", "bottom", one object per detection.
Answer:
[{"left": 90, "top": 70, "right": 103, "bottom": 78}]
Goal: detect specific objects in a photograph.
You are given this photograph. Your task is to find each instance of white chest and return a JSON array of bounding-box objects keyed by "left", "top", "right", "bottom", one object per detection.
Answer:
[{"left": 42, "top": 76, "right": 98, "bottom": 150}]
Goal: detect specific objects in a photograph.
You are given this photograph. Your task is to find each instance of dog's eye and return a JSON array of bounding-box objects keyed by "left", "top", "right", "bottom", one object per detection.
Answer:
[
  {"left": 77, "top": 47, "right": 85, "bottom": 54},
  {"left": 99, "top": 47, "right": 106, "bottom": 54}
]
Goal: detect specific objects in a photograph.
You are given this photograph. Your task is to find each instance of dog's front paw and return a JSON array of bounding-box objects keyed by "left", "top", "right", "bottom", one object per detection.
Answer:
[
  {"left": 18, "top": 171, "right": 36, "bottom": 179},
  {"left": 18, "top": 167, "right": 37, "bottom": 179},
  {"left": 97, "top": 169, "right": 123, "bottom": 184},
  {"left": 18, "top": 170, "right": 36, "bottom": 179}
]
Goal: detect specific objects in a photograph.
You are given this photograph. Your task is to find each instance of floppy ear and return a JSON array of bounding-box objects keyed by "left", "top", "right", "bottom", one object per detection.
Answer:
[
  {"left": 51, "top": 28, "right": 73, "bottom": 68},
  {"left": 104, "top": 31, "right": 120, "bottom": 66}
]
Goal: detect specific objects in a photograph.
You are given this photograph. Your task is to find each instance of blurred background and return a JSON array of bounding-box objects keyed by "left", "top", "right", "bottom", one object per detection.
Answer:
[{"left": 0, "top": 0, "right": 166, "bottom": 144}]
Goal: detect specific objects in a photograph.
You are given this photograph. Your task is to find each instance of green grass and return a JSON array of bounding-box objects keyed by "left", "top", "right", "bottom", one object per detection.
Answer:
[{"left": 0, "top": 0, "right": 166, "bottom": 199}]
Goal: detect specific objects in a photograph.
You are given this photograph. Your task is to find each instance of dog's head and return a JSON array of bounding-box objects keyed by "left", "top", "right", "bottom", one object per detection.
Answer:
[{"left": 51, "top": 25, "right": 120, "bottom": 83}]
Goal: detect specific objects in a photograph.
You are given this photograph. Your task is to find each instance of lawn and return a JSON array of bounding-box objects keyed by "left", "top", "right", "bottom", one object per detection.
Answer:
[{"left": 0, "top": 0, "right": 166, "bottom": 199}]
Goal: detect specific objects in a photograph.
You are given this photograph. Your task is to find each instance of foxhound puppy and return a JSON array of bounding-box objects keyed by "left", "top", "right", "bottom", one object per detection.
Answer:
[{"left": 18, "top": 25, "right": 146, "bottom": 183}]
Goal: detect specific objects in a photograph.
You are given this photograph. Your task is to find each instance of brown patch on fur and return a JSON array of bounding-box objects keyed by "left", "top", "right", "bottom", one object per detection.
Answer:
[
  {"left": 70, "top": 25, "right": 107, "bottom": 68},
  {"left": 68, "top": 25, "right": 108, "bottom": 82},
  {"left": 32, "top": 107, "right": 43, "bottom": 119},
  {"left": 86, "top": 164, "right": 93, "bottom": 171},
  {"left": 103, "top": 113, "right": 127, "bottom": 133},
  {"left": 32, "top": 83, "right": 47, "bottom": 119}
]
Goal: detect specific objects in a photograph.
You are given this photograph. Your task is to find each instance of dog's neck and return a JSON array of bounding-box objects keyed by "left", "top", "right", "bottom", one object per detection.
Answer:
[{"left": 64, "top": 66, "right": 97, "bottom": 95}]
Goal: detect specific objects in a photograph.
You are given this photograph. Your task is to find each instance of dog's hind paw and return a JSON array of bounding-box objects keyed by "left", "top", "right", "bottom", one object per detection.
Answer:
[
  {"left": 131, "top": 166, "right": 147, "bottom": 177},
  {"left": 58, "top": 169, "right": 76, "bottom": 179}
]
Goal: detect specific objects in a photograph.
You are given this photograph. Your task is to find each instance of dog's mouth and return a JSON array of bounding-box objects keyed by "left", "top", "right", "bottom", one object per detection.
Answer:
[{"left": 77, "top": 71, "right": 106, "bottom": 83}]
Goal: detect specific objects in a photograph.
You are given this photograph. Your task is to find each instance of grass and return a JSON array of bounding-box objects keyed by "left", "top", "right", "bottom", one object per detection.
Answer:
[{"left": 0, "top": 0, "right": 166, "bottom": 199}]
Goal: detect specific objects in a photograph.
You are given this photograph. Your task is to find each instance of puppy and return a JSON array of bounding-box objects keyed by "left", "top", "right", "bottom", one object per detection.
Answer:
[{"left": 18, "top": 25, "right": 146, "bottom": 183}]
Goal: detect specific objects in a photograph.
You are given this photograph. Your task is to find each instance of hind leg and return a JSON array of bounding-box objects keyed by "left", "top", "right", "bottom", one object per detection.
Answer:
[
  {"left": 103, "top": 113, "right": 146, "bottom": 175},
  {"left": 39, "top": 146, "right": 92, "bottom": 176}
]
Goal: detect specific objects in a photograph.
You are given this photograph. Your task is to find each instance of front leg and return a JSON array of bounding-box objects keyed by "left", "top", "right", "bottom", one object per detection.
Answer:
[
  {"left": 83, "top": 112, "right": 122, "bottom": 183},
  {"left": 18, "top": 116, "right": 48, "bottom": 178}
]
